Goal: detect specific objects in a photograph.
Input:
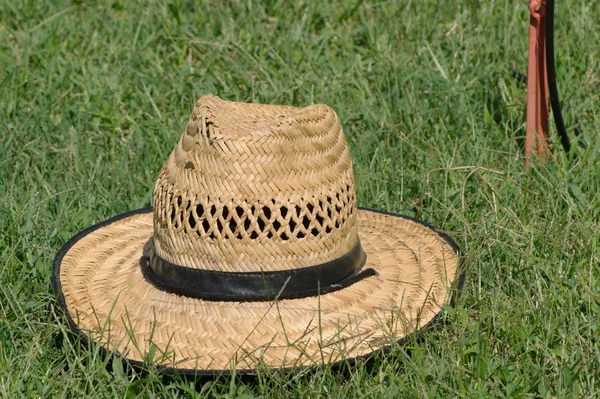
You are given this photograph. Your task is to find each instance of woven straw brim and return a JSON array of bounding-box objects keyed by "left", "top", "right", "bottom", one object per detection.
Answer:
[{"left": 53, "top": 208, "right": 461, "bottom": 374}]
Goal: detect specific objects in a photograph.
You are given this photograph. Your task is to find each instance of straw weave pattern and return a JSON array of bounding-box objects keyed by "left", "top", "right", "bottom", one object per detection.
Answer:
[
  {"left": 59, "top": 210, "right": 458, "bottom": 370},
  {"left": 56, "top": 96, "right": 460, "bottom": 371},
  {"left": 153, "top": 95, "right": 358, "bottom": 272}
]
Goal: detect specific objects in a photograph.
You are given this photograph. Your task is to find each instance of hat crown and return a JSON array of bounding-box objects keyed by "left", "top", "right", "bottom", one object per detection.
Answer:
[{"left": 152, "top": 95, "right": 358, "bottom": 273}]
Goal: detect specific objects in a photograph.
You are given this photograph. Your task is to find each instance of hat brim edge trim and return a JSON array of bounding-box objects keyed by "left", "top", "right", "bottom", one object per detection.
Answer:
[{"left": 52, "top": 207, "right": 466, "bottom": 377}]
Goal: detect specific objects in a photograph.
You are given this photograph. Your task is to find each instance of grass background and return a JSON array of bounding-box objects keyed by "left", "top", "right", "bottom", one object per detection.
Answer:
[{"left": 1, "top": 0, "right": 600, "bottom": 397}]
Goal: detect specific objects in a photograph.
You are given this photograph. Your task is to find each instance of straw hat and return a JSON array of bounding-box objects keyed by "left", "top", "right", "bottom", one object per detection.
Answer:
[{"left": 53, "top": 95, "right": 462, "bottom": 374}]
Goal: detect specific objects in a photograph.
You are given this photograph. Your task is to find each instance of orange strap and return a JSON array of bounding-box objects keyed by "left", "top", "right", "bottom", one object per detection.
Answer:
[{"left": 525, "top": 0, "right": 550, "bottom": 166}]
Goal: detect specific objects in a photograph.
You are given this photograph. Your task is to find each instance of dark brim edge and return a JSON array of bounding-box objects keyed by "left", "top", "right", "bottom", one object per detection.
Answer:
[{"left": 51, "top": 207, "right": 466, "bottom": 377}]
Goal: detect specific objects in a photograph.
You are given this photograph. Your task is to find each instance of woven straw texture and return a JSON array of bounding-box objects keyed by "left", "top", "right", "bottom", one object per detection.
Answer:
[
  {"left": 56, "top": 95, "right": 459, "bottom": 371},
  {"left": 153, "top": 95, "right": 357, "bottom": 272},
  {"left": 58, "top": 209, "right": 457, "bottom": 371}
]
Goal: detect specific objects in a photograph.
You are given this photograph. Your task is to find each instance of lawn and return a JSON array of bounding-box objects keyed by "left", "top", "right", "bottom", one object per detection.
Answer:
[{"left": 1, "top": 0, "right": 600, "bottom": 397}]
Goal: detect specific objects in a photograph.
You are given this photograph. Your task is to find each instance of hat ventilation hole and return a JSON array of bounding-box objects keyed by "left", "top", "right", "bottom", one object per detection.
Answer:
[
  {"left": 191, "top": 195, "right": 350, "bottom": 242},
  {"left": 157, "top": 181, "right": 355, "bottom": 244}
]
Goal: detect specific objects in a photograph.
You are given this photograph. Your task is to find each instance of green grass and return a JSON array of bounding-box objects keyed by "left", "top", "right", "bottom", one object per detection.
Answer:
[{"left": 1, "top": 0, "right": 600, "bottom": 396}]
